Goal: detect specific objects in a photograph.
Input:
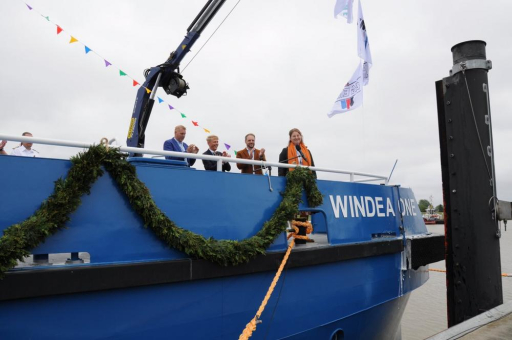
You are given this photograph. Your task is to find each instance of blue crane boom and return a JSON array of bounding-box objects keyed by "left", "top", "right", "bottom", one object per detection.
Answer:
[{"left": 126, "top": 0, "right": 226, "bottom": 155}]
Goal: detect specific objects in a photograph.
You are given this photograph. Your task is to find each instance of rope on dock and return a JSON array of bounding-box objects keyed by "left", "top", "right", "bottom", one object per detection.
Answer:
[{"left": 429, "top": 268, "right": 511, "bottom": 277}]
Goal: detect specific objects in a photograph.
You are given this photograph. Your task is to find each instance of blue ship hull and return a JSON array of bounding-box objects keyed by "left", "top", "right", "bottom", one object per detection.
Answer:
[{"left": 0, "top": 155, "right": 440, "bottom": 339}]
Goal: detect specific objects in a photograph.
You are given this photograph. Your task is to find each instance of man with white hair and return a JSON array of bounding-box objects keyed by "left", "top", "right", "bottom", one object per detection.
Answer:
[{"left": 202, "top": 135, "right": 231, "bottom": 172}]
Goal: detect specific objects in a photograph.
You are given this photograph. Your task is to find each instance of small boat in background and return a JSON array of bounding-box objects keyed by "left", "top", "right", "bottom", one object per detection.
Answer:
[{"left": 422, "top": 198, "right": 444, "bottom": 225}]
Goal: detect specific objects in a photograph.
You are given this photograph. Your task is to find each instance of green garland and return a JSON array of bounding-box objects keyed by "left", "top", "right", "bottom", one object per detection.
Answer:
[{"left": 0, "top": 145, "right": 323, "bottom": 277}]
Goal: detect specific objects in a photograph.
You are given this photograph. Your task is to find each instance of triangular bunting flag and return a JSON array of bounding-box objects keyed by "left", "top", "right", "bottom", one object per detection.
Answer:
[
  {"left": 234, "top": 150, "right": 237, "bottom": 156},
  {"left": 44, "top": 16, "right": 50, "bottom": 21},
  {"left": 104, "top": 60, "right": 112, "bottom": 67},
  {"left": 85, "top": 46, "right": 92, "bottom": 54},
  {"left": 203, "top": 128, "right": 210, "bottom": 133},
  {"left": 192, "top": 121, "right": 199, "bottom": 126},
  {"left": 145, "top": 88, "right": 151, "bottom": 94},
  {"left": 56, "top": 26, "right": 63, "bottom": 34},
  {"left": 133, "top": 80, "right": 139, "bottom": 86},
  {"left": 168, "top": 104, "right": 174, "bottom": 110},
  {"left": 69, "top": 36, "right": 78, "bottom": 44},
  {"left": 26, "top": 4, "right": 33, "bottom": 10},
  {"left": 180, "top": 113, "right": 186, "bottom": 118},
  {"left": 157, "top": 97, "right": 164, "bottom": 103},
  {"left": 224, "top": 143, "right": 231, "bottom": 150},
  {"left": 119, "top": 70, "right": 127, "bottom": 76}
]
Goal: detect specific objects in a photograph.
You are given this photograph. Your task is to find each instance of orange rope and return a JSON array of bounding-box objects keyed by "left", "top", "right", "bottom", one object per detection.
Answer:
[
  {"left": 287, "top": 221, "right": 313, "bottom": 241},
  {"left": 428, "top": 268, "right": 447, "bottom": 273},
  {"left": 239, "top": 220, "right": 315, "bottom": 339},
  {"left": 428, "top": 268, "right": 511, "bottom": 277},
  {"left": 238, "top": 239, "right": 296, "bottom": 340}
]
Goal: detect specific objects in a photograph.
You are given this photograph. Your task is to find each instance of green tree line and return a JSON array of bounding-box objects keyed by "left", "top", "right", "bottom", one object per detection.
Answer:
[{"left": 418, "top": 199, "right": 444, "bottom": 213}]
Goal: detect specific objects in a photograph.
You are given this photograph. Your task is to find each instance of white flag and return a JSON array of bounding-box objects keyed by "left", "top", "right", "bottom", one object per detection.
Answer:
[
  {"left": 328, "top": 63, "right": 363, "bottom": 118},
  {"left": 362, "top": 61, "right": 370, "bottom": 86},
  {"left": 334, "top": 0, "right": 354, "bottom": 23},
  {"left": 357, "top": 0, "right": 372, "bottom": 65}
]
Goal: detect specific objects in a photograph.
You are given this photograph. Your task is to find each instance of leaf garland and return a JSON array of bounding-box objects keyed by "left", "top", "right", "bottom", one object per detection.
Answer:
[{"left": 0, "top": 146, "right": 322, "bottom": 277}]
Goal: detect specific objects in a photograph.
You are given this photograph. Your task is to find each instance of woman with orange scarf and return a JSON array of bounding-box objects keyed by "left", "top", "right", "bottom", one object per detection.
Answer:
[{"left": 278, "top": 128, "right": 316, "bottom": 178}]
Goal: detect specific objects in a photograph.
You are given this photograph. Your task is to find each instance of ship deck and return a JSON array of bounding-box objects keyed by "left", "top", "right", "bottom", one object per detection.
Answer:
[{"left": 289, "top": 233, "right": 329, "bottom": 249}]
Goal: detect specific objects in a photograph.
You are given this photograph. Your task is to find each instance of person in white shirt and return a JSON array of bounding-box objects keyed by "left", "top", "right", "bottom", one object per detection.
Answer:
[{"left": 10, "top": 132, "right": 39, "bottom": 157}]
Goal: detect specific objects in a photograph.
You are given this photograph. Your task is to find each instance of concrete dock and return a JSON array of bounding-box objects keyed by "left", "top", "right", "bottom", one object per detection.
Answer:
[{"left": 427, "top": 300, "right": 512, "bottom": 339}]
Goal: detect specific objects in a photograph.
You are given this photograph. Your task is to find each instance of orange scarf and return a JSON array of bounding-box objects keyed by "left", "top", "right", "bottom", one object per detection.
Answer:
[{"left": 287, "top": 142, "right": 311, "bottom": 172}]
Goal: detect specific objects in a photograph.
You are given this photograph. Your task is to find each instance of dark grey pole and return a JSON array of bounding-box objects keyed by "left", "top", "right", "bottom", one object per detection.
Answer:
[{"left": 435, "top": 40, "right": 503, "bottom": 327}]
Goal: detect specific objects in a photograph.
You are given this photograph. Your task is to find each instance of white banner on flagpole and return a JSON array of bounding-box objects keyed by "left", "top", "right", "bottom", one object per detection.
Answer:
[
  {"left": 328, "top": 62, "right": 364, "bottom": 118},
  {"left": 357, "top": 0, "right": 372, "bottom": 65},
  {"left": 334, "top": 0, "right": 355, "bottom": 23}
]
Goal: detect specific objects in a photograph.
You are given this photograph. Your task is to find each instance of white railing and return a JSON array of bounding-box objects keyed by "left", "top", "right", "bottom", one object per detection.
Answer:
[{"left": 0, "top": 134, "right": 388, "bottom": 184}]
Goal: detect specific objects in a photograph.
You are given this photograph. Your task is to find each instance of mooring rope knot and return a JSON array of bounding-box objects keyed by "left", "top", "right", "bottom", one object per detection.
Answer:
[{"left": 287, "top": 220, "right": 313, "bottom": 241}]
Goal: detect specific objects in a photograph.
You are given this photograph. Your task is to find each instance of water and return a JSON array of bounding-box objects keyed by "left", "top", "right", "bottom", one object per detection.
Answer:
[{"left": 401, "top": 224, "right": 512, "bottom": 339}]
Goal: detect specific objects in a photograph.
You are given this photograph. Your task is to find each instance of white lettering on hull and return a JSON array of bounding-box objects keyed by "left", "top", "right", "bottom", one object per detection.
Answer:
[{"left": 329, "top": 195, "right": 416, "bottom": 219}]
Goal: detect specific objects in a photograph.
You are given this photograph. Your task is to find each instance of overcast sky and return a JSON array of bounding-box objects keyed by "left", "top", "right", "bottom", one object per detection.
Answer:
[{"left": 2, "top": 0, "right": 512, "bottom": 205}]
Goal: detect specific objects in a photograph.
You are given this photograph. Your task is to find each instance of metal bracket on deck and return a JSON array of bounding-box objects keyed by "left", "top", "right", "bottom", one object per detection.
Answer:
[{"left": 450, "top": 59, "right": 492, "bottom": 76}]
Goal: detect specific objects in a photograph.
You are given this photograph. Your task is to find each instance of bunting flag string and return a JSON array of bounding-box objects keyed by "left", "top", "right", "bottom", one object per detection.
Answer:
[{"left": 21, "top": 1, "right": 236, "bottom": 152}]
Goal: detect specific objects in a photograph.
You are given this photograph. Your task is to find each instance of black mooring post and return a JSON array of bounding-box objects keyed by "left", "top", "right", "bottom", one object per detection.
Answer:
[{"left": 435, "top": 40, "right": 503, "bottom": 327}]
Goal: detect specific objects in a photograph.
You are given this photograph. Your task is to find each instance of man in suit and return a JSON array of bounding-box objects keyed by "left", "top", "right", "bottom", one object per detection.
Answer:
[
  {"left": 202, "top": 135, "right": 231, "bottom": 172},
  {"left": 236, "top": 133, "right": 266, "bottom": 175},
  {"left": 163, "top": 125, "right": 199, "bottom": 166}
]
